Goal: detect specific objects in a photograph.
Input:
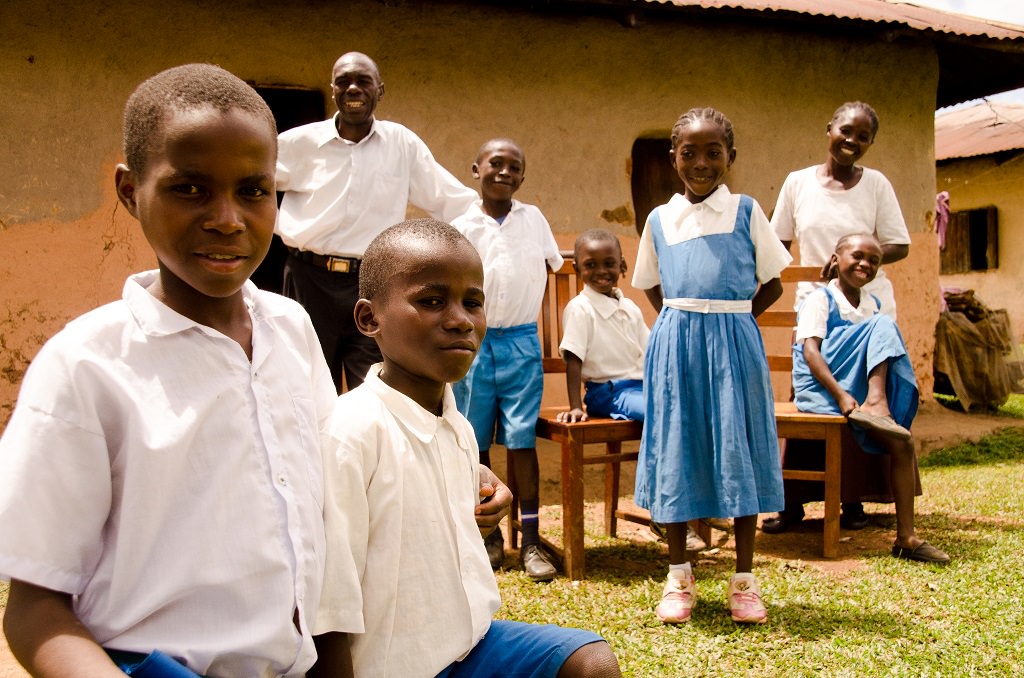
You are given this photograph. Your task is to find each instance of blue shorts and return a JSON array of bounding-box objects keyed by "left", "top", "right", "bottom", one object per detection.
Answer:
[
  {"left": 454, "top": 324, "right": 543, "bottom": 451},
  {"left": 437, "top": 620, "right": 604, "bottom": 678},
  {"left": 584, "top": 379, "right": 644, "bottom": 422}
]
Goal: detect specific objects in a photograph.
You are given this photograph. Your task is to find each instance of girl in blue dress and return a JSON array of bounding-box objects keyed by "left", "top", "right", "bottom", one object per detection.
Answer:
[
  {"left": 631, "top": 108, "right": 791, "bottom": 625},
  {"left": 792, "top": 233, "right": 950, "bottom": 564}
]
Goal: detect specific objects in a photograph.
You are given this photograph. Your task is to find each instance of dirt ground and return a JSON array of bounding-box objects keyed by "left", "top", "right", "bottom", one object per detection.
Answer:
[{"left": 0, "top": 399, "right": 1018, "bottom": 676}]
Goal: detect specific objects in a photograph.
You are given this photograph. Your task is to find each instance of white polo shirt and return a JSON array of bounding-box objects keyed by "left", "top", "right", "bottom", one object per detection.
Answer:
[
  {"left": 276, "top": 116, "right": 477, "bottom": 257},
  {"left": 0, "top": 272, "right": 336, "bottom": 677},
  {"left": 317, "top": 368, "right": 501, "bottom": 676}
]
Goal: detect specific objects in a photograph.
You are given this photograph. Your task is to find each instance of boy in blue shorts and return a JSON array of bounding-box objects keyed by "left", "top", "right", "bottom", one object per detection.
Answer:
[
  {"left": 0, "top": 64, "right": 336, "bottom": 677},
  {"left": 557, "top": 229, "right": 648, "bottom": 424},
  {"left": 313, "top": 219, "right": 622, "bottom": 677},
  {"left": 452, "top": 138, "right": 564, "bottom": 579}
]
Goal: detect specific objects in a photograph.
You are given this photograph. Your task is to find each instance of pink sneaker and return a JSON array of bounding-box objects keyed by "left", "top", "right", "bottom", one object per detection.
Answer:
[
  {"left": 656, "top": 574, "right": 696, "bottom": 624},
  {"left": 729, "top": 573, "right": 767, "bottom": 624}
]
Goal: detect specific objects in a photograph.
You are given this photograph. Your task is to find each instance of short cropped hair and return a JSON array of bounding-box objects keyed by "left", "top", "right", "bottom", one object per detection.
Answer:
[
  {"left": 360, "top": 218, "right": 475, "bottom": 300},
  {"left": 830, "top": 101, "right": 880, "bottom": 139},
  {"left": 573, "top": 228, "right": 622, "bottom": 260},
  {"left": 123, "top": 63, "right": 276, "bottom": 176},
  {"left": 475, "top": 137, "right": 524, "bottom": 164},
  {"left": 671, "top": 107, "right": 735, "bottom": 152}
]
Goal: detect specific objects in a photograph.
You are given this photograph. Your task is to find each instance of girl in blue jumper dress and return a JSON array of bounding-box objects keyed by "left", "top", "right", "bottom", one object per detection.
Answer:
[
  {"left": 791, "top": 233, "right": 949, "bottom": 564},
  {"left": 631, "top": 108, "right": 791, "bottom": 625}
]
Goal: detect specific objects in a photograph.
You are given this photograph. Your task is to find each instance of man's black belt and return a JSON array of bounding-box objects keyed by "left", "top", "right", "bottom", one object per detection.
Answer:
[{"left": 287, "top": 247, "right": 360, "bottom": 274}]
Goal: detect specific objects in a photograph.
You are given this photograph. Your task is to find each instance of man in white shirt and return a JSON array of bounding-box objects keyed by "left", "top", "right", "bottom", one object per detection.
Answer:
[{"left": 276, "top": 52, "right": 477, "bottom": 391}]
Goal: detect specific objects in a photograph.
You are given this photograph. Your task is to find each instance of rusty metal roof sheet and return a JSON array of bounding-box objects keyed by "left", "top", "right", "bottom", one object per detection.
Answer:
[
  {"left": 642, "top": 0, "right": 1024, "bottom": 38},
  {"left": 935, "top": 102, "right": 1024, "bottom": 160}
]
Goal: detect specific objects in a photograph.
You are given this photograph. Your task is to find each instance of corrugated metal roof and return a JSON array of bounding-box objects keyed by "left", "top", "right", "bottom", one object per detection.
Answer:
[
  {"left": 935, "top": 103, "right": 1024, "bottom": 160},
  {"left": 642, "top": 0, "right": 1024, "bottom": 39}
]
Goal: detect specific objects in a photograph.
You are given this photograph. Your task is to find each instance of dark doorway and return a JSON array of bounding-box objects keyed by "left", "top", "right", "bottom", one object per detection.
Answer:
[
  {"left": 630, "top": 137, "right": 685, "bottom": 235},
  {"left": 251, "top": 86, "right": 326, "bottom": 294}
]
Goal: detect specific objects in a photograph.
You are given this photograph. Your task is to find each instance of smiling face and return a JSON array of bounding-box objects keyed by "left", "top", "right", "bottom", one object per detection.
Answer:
[
  {"left": 115, "top": 106, "right": 277, "bottom": 317},
  {"left": 575, "top": 237, "right": 626, "bottom": 297},
  {"left": 331, "top": 52, "right": 383, "bottom": 140},
  {"left": 357, "top": 237, "right": 487, "bottom": 413},
  {"left": 826, "top": 108, "right": 875, "bottom": 168},
  {"left": 832, "top": 235, "right": 882, "bottom": 295},
  {"left": 473, "top": 140, "right": 525, "bottom": 211},
  {"left": 671, "top": 118, "right": 736, "bottom": 203}
]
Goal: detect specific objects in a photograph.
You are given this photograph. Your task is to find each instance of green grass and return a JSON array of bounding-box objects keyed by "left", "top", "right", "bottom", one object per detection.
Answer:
[
  {"left": 935, "top": 392, "right": 1024, "bottom": 419},
  {"left": 495, "top": 428, "right": 1024, "bottom": 677}
]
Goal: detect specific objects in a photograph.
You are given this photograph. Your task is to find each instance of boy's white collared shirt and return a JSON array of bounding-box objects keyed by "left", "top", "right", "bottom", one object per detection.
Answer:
[
  {"left": 452, "top": 198, "right": 564, "bottom": 328},
  {"left": 318, "top": 367, "right": 501, "bottom": 676},
  {"left": 0, "top": 271, "right": 335, "bottom": 677},
  {"left": 559, "top": 284, "right": 648, "bottom": 382}
]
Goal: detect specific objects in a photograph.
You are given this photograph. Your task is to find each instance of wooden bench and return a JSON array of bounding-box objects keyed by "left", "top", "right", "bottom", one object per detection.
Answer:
[{"left": 510, "top": 259, "right": 845, "bottom": 580}]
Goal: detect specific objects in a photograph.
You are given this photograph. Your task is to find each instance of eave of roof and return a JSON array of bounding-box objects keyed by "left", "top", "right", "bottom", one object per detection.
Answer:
[
  {"left": 546, "top": 0, "right": 1024, "bottom": 107},
  {"left": 936, "top": 102, "right": 1024, "bottom": 160}
]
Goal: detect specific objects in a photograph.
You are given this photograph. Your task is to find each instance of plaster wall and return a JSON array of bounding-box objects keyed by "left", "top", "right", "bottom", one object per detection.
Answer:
[
  {"left": 937, "top": 155, "right": 1024, "bottom": 343},
  {"left": 1, "top": 0, "right": 942, "bottom": 423}
]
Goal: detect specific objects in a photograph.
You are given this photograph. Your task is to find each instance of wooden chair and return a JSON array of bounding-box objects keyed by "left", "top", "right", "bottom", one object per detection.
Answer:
[{"left": 508, "top": 260, "right": 846, "bottom": 579}]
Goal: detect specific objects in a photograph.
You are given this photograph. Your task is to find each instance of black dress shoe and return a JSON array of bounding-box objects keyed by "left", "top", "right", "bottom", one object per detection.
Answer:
[
  {"left": 761, "top": 506, "right": 805, "bottom": 534},
  {"left": 520, "top": 543, "right": 557, "bottom": 582},
  {"left": 484, "top": 527, "right": 504, "bottom": 570},
  {"left": 840, "top": 503, "right": 869, "bottom": 530}
]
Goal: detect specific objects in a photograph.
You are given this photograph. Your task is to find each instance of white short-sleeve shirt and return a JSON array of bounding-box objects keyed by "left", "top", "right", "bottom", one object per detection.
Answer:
[
  {"left": 771, "top": 165, "right": 910, "bottom": 318},
  {"left": 276, "top": 117, "right": 477, "bottom": 257},
  {"left": 452, "top": 199, "right": 564, "bottom": 328},
  {"left": 632, "top": 186, "right": 792, "bottom": 291},
  {"left": 558, "top": 284, "right": 649, "bottom": 382},
  {"left": 795, "top": 279, "right": 880, "bottom": 341},
  {"left": 317, "top": 368, "right": 501, "bottom": 677},
  {"left": 0, "top": 272, "right": 336, "bottom": 677}
]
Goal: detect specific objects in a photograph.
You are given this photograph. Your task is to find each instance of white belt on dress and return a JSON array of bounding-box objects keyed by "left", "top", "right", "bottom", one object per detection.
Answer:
[{"left": 662, "top": 298, "right": 752, "bottom": 314}]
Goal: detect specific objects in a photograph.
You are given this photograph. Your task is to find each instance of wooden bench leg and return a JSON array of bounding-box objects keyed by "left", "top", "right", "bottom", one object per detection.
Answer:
[
  {"left": 692, "top": 519, "right": 711, "bottom": 547},
  {"left": 506, "top": 447, "right": 519, "bottom": 550},
  {"left": 822, "top": 425, "right": 842, "bottom": 558},
  {"left": 604, "top": 442, "right": 622, "bottom": 538},
  {"left": 561, "top": 430, "right": 586, "bottom": 580}
]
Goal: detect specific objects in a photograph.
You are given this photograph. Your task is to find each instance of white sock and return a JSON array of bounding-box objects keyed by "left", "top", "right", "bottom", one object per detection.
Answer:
[
  {"left": 668, "top": 562, "right": 692, "bottom": 579},
  {"left": 732, "top": 571, "right": 756, "bottom": 583}
]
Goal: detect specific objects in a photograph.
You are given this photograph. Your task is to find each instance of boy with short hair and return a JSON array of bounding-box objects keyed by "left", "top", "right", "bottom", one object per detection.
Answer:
[
  {"left": 557, "top": 229, "right": 648, "bottom": 424},
  {"left": 0, "top": 64, "right": 336, "bottom": 677},
  {"left": 451, "top": 138, "right": 563, "bottom": 579},
  {"left": 313, "top": 218, "right": 622, "bottom": 678}
]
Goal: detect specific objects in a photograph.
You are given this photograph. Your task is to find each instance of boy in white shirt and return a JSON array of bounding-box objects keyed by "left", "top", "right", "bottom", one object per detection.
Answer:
[
  {"left": 0, "top": 64, "right": 336, "bottom": 677},
  {"left": 557, "top": 229, "right": 648, "bottom": 424},
  {"left": 451, "top": 138, "right": 564, "bottom": 580},
  {"left": 313, "top": 219, "right": 622, "bottom": 678}
]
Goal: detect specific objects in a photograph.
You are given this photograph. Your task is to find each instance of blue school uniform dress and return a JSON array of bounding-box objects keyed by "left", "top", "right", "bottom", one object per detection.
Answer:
[
  {"left": 792, "top": 285, "right": 919, "bottom": 454},
  {"left": 633, "top": 188, "right": 787, "bottom": 522}
]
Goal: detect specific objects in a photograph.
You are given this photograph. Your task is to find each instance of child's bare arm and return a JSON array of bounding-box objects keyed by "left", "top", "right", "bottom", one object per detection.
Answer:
[
  {"left": 802, "top": 337, "right": 858, "bottom": 415},
  {"left": 643, "top": 285, "right": 664, "bottom": 313},
  {"left": 881, "top": 243, "right": 909, "bottom": 265},
  {"left": 476, "top": 464, "right": 512, "bottom": 536},
  {"left": 4, "top": 580, "right": 124, "bottom": 678},
  {"left": 751, "top": 277, "right": 783, "bottom": 317},
  {"left": 308, "top": 632, "right": 354, "bottom": 678},
  {"left": 557, "top": 351, "right": 588, "bottom": 423}
]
